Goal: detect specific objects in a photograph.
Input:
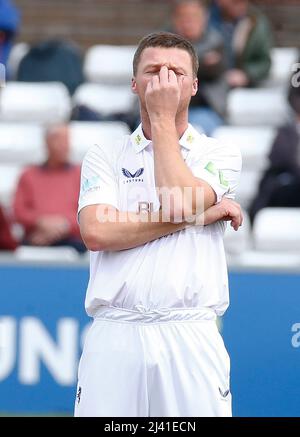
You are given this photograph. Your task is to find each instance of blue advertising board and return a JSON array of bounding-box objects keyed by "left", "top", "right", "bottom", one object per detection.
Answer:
[
  {"left": 0, "top": 262, "right": 299, "bottom": 416},
  {"left": 223, "top": 272, "right": 300, "bottom": 417}
]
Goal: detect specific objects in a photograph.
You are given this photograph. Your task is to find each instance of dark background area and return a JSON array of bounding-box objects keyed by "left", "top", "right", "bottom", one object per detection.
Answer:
[{"left": 14, "top": 0, "right": 300, "bottom": 49}]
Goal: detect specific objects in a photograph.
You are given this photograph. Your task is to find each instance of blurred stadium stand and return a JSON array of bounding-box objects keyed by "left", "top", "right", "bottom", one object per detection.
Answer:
[
  {"left": 0, "top": 0, "right": 298, "bottom": 265},
  {"left": 11, "top": 0, "right": 300, "bottom": 48}
]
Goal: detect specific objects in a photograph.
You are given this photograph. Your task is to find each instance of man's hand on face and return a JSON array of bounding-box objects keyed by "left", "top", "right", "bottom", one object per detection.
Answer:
[{"left": 145, "top": 65, "right": 183, "bottom": 123}]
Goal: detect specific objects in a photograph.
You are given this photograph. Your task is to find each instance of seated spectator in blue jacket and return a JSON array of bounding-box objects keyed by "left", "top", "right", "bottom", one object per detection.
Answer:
[
  {"left": 0, "top": 0, "right": 20, "bottom": 72},
  {"left": 169, "top": 0, "right": 227, "bottom": 135},
  {"left": 17, "top": 39, "right": 84, "bottom": 95},
  {"left": 209, "top": 0, "right": 272, "bottom": 88}
]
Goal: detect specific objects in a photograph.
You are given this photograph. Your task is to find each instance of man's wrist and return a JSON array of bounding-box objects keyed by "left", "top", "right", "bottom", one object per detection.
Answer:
[{"left": 150, "top": 117, "right": 177, "bottom": 130}]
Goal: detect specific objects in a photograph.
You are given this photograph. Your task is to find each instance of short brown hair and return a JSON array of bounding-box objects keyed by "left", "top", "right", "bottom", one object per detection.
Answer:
[{"left": 133, "top": 31, "right": 199, "bottom": 78}]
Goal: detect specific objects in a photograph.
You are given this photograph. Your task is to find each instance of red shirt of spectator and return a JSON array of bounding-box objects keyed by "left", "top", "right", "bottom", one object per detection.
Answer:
[{"left": 13, "top": 125, "right": 82, "bottom": 247}]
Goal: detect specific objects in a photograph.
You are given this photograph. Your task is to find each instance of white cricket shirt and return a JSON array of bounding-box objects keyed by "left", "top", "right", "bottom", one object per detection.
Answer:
[{"left": 78, "top": 124, "right": 241, "bottom": 317}]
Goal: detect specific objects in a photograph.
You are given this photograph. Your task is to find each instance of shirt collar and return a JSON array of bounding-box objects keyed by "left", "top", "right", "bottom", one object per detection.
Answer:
[
  {"left": 131, "top": 123, "right": 198, "bottom": 153},
  {"left": 131, "top": 124, "right": 152, "bottom": 153}
]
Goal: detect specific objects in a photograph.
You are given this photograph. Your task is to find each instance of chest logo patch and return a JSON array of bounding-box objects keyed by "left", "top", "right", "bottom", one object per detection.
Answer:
[{"left": 122, "top": 167, "right": 144, "bottom": 183}]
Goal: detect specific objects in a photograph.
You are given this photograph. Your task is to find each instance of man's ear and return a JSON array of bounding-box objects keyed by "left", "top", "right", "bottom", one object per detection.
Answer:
[
  {"left": 192, "top": 78, "right": 198, "bottom": 97},
  {"left": 131, "top": 77, "right": 138, "bottom": 94}
]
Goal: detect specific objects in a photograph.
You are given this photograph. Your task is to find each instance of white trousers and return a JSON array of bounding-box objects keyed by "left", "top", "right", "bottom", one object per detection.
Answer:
[{"left": 74, "top": 307, "right": 232, "bottom": 417}]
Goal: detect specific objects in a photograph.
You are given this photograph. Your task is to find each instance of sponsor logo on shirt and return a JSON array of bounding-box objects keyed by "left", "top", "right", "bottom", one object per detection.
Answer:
[
  {"left": 81, "top": 176, "right": 101, "bottom": 194},
  {"left": 186, "top": 133, "right": 194, "bottom": 144},
  {"left": 219, "top": 387, "right": 230, "bottom": 400},
  {"left": 135, "top": 134, "right": 142, "bottom": 145},
  {"left": 122, "top": 167, "right": 144, "bottom": 184}
]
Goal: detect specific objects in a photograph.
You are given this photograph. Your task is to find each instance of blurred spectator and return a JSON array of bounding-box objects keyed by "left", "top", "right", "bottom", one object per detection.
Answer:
[
  {"left": 0, "top": 203, "right": 17, "bottom": 250},
  {"left": 169, "top": 0, "right": 227, "bottom": 135},
  {"left": 249, "top": 76, "right": 300, "bottom": 223},
  {"left": 17, "top": 39, "right": 84, "bottom": 95},
  {"left": 209, "top": 0, "right": 272, "bottom": 88},
  {"left": 13, "top": 125, "right": 85, "bottom": 252},
  {"left": 0, "top": 0, "right": 20, "bottom": 71}
]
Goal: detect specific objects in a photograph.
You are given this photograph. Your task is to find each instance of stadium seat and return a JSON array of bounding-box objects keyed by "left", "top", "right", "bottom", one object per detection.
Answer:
[
  {"left": 261, "top": 47, "right": 299, "bottom": 89},
  {"left": 0, "top": 82, "right": 72, "bottom": 123},
  {"left": 223, "top": 209, "right": 252, "bottom": 255},
  {"left": 84, "top": 45, "right": 136, "bottom": 84},
  {"left": 73, "top": 83, "right": 135, "bottom": 116},
  {"left": 7, "top": 42, "right": 30, "bottom": 80},
  {"left": 0, "top": 123, "right": 45, "bottom": 164},
  {"left": 213, "top": 126, "right": 276, "bottom": 172},
  {"left": 0, "top": 165, "right": 24, "bottom": 209},
  {"left": 227, "top": 88, "right": 290, "bottom": 126},
  {"left": 15, "top": 246, "right": 80, "bottom": 262},
  {"left": 70, "top": 121, "right": 130, "bottom": 163},
  {"left": 253, "top": 208, "right": 300, "bottom": 251},
  {"left": 232, "top": 170, "right": 261, "bottom": 210}
]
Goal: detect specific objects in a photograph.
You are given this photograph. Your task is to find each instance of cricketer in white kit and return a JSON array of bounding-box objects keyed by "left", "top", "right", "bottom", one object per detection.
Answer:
[{"left": 75, "top": 32, "right": 242, "bottom": 417}]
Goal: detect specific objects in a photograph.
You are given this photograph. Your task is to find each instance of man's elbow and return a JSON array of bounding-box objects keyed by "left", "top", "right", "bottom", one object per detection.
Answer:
[{"left": 80, "top": 226, "right": 109, "bottom": 252}]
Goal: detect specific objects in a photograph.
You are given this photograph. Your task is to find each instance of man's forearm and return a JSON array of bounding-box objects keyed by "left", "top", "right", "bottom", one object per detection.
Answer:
[
  {"left": 151, "top": 121, "right": 215, "bottom": 220},
  {"left": 81, "top": 197, "right": 242, "bottom": 252},
  {"left": 151, "top": 121, "right": 197, "bottom": 189},
  {"left": 82, "top": 208, "right": 187, "bottom": 252}
]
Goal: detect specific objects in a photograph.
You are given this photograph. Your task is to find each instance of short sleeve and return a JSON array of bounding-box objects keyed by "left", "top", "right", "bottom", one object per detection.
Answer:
[
  {"left": 189, "top": 138, "right": 242, "bottom": 203},
  {"left": 78, "top": 144, "right": 119, "bottom": 218}
]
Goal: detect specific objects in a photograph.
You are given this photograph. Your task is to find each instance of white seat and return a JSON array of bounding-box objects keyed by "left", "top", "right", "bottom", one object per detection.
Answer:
[
  {"left": 224, "top": 209, "right": 252, "bottom": 255},
  {"left": 70, "top": 121, "right": 130, "bottom": 163},
  {"left": 253, "top": 208, "right": 300, "bottom": 251},
  {"left": 0, "top": 123, "right": 45, "bottom": 164},
  {"left": 15, "top": 246, "right": 80, "bottom": 262},
  {"left": 0, "top": 82, "right": 72, "bottom": 123},
  {"left": 262, "top": 47, "right": 299, "bottom": 89},
  {"left": 7, "top": 42, "right": 30, "bottom": 80},
  {"left": 84, "top": 45, "right": 136, "bottom": 84},
  {"left": 73, "top": 83, "right": 135, "bottom": 116},
  {"left": 227, "top": 88, "right": 290, "bottom": 126},
  {"left": 0, "top": 165, "right": 24, "bottom": 209},
  {"left": 213, "top": 126, "right": 276, "bottom": 172},
  {"left": 235, "top": 170, "right": 262, "bottom": 210}
]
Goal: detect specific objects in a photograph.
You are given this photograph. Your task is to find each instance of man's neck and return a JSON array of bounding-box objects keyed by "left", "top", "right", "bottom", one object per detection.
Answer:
[
  {"left": 140, "top": 108, "right": 189, "bottom": 141},
  {"left": 46, "top": 160, "right": 68, "bottom": 170}
]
